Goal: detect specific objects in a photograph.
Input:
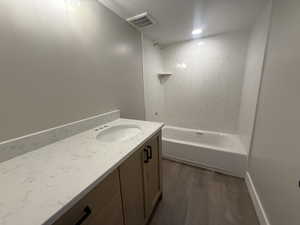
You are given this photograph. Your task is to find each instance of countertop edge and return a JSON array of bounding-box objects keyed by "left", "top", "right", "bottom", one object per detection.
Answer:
[{"left": 43, "top": 123, "right": 164, "bottom": 225}]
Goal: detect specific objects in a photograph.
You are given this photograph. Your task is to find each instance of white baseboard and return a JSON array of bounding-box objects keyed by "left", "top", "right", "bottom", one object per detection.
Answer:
[{"left": 245, "top": 172, "right": 271, "bottom": 225}]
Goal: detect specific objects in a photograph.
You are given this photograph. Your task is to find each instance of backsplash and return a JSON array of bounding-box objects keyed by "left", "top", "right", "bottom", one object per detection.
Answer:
[{"left": 0, "top": 110, "right": 120, "bottom": 163}]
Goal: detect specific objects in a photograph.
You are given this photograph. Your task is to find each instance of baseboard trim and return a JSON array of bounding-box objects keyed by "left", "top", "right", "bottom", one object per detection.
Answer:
[{"left": 245, "top": 172, "right": 271, "bottom": 225}]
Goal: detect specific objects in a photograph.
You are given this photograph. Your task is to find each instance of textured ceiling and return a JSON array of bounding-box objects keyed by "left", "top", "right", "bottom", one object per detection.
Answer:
[{"left": 99, "top": 0, "right": 268, "bottom": 45}]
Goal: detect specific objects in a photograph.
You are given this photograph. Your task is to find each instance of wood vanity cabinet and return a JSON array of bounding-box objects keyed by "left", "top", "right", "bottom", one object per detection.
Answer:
[
  {"left": 119, "top": 132, "right": 162, "bottom": 225},
  {"left": 119, "top": 148, "right": 145, "bottom": 225},
  {"left": 52, "top": 170, "right": 124, "bottom": 225},
  {"left": 142, "top": 133, "right": 161, "bottom": 220},
  {"left": 52, "top": 131, "right": 162, "bottom": 225}
]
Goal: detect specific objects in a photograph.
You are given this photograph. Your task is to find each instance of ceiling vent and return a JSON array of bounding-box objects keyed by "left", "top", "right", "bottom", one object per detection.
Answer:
[{"left": 126, "top": 12, "right": 156, "bottom": 29}]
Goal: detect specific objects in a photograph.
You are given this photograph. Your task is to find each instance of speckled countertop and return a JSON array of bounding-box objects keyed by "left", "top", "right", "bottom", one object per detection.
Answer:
[{"left": 0, "top": 119, "right": 164, "bottom": 225}]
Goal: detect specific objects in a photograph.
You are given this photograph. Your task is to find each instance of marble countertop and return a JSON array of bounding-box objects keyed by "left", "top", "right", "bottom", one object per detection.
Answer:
[{"left": 0, "top": 119, "right": 164, "bottom": 225}]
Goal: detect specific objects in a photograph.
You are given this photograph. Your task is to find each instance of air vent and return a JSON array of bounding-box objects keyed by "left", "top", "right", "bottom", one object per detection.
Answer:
[{"left": 126, "top": 12, "right": 156, "bottom": 29}]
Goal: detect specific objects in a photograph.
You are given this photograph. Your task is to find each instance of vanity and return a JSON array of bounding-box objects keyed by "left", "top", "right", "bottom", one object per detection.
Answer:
[
  {"left": 0, "top": 111, "right": 164, "bottom": 225},
  {"left": 53, "top": 131, "right": 162, "bottom": 225}
]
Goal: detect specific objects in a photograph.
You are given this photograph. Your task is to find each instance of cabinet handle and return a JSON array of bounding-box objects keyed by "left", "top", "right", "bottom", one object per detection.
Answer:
[
  {"left": 144, "top": 148, "right": 149, "bottom": 163},
  {"left": 75, "top": 206, "right": 92, "bottom": 225},
  {"left": 147, "top": 145, "right": 152, "bottom": 160}
]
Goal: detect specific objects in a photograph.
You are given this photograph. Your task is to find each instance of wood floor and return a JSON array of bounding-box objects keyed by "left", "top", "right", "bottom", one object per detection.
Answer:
[{"left": 149, "top": 160, "right": 259, "bottom": 225}]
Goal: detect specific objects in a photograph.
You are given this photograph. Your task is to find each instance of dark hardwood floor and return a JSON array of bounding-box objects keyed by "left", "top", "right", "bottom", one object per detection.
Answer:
[{"left": 149, "top": 160, "right": 259, "bottom": 225}]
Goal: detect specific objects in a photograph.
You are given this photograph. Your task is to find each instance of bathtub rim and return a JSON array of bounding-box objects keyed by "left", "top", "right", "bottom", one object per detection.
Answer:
[
  {"left": 163, "top": 125, "right": 232, "bottom": 136},
  {"left": 162, "top": 125, "right": 247, "bottom": 156}
]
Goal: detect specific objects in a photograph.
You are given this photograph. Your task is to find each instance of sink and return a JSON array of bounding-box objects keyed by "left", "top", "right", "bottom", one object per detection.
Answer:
[{"left": 96, "top": 125, "right": 142, "bottom": 143}]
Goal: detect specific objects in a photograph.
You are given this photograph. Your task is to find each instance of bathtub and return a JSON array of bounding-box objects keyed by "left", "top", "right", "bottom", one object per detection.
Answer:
[{"left": 162, "top": 126, "right": 247, "bottom": 177}]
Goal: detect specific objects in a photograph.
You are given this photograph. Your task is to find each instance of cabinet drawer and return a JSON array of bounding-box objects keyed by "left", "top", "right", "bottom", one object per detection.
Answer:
[{"left": 53, "top": 170, "right": 123, "bottom": 225}]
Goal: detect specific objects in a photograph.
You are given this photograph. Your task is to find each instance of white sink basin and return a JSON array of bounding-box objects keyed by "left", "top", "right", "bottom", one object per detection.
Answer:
[{"left": 96, "top": 125, "right": 142, "bottom": 143}]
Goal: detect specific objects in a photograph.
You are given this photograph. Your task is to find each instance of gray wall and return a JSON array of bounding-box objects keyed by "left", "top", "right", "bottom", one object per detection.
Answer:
[
  {"left": 249, "top": 0, "right": 300, "bottom": 224},
  {"left": 238, "top": 1, "right": 272, "bottom": 153},
  {"left": 0, "top": 0, "right": 145, "bottom": 142}
]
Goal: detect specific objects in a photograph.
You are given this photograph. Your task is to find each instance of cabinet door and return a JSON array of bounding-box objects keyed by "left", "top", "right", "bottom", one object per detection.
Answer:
[
  {"left": 143, "top": 134, "right": 161, "bottom": 218},
  {"left": 53, "top": 170, "right": 124, "bottom": 225},
  {"left": 119, "top": 148, "right": 145, "bottom": 225}
]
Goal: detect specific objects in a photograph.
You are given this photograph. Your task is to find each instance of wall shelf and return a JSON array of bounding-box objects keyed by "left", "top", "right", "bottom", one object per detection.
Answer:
[{"left": 158, "top": 73, "right": 172, "bottom": 77}]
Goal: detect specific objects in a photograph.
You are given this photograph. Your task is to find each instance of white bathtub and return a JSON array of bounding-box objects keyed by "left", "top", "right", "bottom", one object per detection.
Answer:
[{"left": 162, "top": 126, "right": 247, "bottom": 177}]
